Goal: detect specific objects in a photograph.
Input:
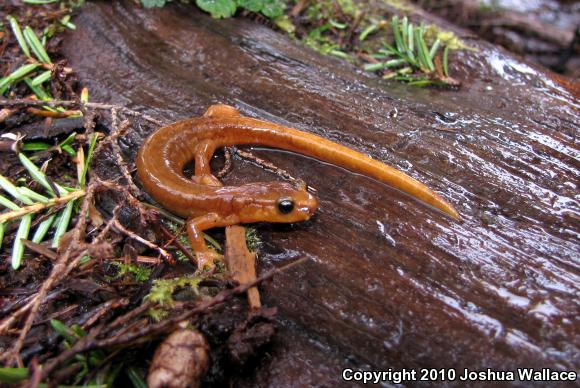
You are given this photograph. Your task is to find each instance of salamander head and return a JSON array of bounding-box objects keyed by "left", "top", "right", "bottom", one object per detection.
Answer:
[{"left": 234, "top": 181, "right": 318, "bottom": 224}]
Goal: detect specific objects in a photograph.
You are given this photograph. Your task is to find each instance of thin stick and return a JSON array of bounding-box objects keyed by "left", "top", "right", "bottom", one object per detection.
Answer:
[
  {"left": 108, "top": 302, "right": 154, "bottom": 332},
  {"left": 27, "top": 108, "right": 82, "bottom": 118},
  {"left": 108, "top": 117, "right": 141, "bottom": 195},
  {"left": 0, "top": 290, "right": 63, "bottom": 330},
  {"left": 135, "top": 255, "right": 161, "bottom": 264},
  {"left": 0, "top": 108, "right": 17, "bottom": 124},
  {"left": 93, "top": 204, "right": 121, "bottom": 243},
  {"left": 235, "top": 148, "right": 297, "bottom": 182},
  {"left": 234, "top": 149, "right": 316, "bottom": 192},
  {"left": 21, "top": 240, "right": 58, "bottom": 260},
  {"left": 158, "top": 224, "right": 196, "bottom": 263},
  {"left": 0, "top": 189, "right": 85, "bottom": 223},
  {"left": 216, "top": 147, "right": 233, "bottom": 178},
  {"left": 0, "top": 98, "right": 163, "bottom": 125},
  {"left": 81, "top": 298, "right": 130, "bottom": 329},
  {"left": 112, "top": 220, "right": 172, "bottom": 262}
]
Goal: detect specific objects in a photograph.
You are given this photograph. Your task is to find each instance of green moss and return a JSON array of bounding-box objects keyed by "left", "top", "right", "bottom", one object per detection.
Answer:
[
  {"left": 109, "top": 262, "right": 152, "bottom": 282},
  {"left": 245, "top": 226, "right": 261, "bottom": 251},
  {"left": 148, "top": 307, "right": 169, "bottom": 322},
  {"left": 146, "top": 275, "right": 202, "bottom": 307}
]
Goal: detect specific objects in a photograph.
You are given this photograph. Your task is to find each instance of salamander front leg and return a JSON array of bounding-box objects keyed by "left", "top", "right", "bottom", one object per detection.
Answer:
[{"left": 187, "top": 213, "right": 238, "bottom": 271}]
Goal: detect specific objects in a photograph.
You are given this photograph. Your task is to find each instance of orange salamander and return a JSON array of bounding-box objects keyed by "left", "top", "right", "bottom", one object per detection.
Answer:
[{"left": 136, "top": 104, "right": 459, "bottom": 268}]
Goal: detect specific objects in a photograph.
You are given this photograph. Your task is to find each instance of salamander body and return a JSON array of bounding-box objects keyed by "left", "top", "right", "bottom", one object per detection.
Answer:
[{"left": 136, "top": 104, "right": 458, "bottom": 267}]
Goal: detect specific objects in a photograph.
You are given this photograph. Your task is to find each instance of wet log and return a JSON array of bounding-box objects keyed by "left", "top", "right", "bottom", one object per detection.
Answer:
[{"left": 62, "top": 1, "right": 579, "bottom": 386}]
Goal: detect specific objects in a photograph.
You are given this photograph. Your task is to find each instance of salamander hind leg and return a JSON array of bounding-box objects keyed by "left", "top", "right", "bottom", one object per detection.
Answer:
[
  {"left": 203, "top": 104, "right": 241, "bottom": 118},
  {"left": 191, "top": 174, "right": 222, "bottom": 186},
  {"left": 191, "top": 140, "right": 221, "bottom": 186},
  {"left": 187, "top": 213, "right": 237, "bottom": 272}
]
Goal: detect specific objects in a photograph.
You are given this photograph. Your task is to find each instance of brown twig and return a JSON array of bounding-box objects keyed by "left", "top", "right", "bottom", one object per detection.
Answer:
[
  {"left": 93, "top": 177, "right": 150, "bottom": 225},
  {"left": 112, "top": 219, "right": 173, "bottom": 263},
  {"left": 27, "top": 107, "right": 82, "bottom": 118},
  {"left": 21, "top": 240, "right": 58, "bottom": 261},
  {"left": 93, "top": 204, "right": 122, "bottom": 243},
  {"left": 344, "top": 11, "right": 364, "bottom": 49},
  {"left": 357, "top": 52, "right": 380, "bottom": 64},
  {"left": 235, "top": 148, "right": 297, "bottom": 182},
  {"left": 40, "top": 323, "right": 104, "bottom": 380},
  {"left": 290, "top": 0, "right": 310, "bottom": 17},
  {"left": 107, "top": 113, "right": 141, "bottom": 196},
  {"left": 0, "top": 189, "right": 85, "bottom": 223},
  {"left": 108, "top": 301, "right": 154, "bottom": 332},
  {"left": 215, "top": 147, "right": 233, "bottom": 179},
  {"left": 135, "top": 255, "right": 161, "bottom": 265},
  {"left": 158, "top": 224, "right": 196, "bottom": 263},
  {"left": 0, "top": 290, "right": 64, "bottom": 333},
  {"left": 104, "top": 257, "right": 307, "bottom": 345},
  {"left": 27, "top": 357, "right": 42, "bottom": 388},
  {"left": 0, "top": 108, "right": 17, "bottom": 124},
  {"left": 0, "top": 133, "right": 25, "bottom": 153},
  {"left": 234, "top": 148, "right": 315, "bottom": 192},
  {"left": 32, "top": 304, "right": 79, "bottom": 327},
  {"left": 81, "top": 298, "right": 130, "bottom": 330},
  {"left": 0, "top": 98, "right": 163, "bottom": 126}
]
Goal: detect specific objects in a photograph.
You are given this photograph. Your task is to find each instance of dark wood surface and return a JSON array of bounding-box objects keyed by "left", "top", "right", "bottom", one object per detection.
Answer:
[{"left": 63, "top": 1, "right": 579, "bottom": 386}]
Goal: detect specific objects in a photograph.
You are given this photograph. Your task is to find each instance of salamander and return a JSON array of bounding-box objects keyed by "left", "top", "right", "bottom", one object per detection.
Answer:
[{"left": 136, "top": 104, "right": 459, "bottom": 268}]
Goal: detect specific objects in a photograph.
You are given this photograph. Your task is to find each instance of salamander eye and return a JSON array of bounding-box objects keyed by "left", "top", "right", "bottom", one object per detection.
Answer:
[{"left": 277, "top": 198, "right": 294, "bottom": 214}]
